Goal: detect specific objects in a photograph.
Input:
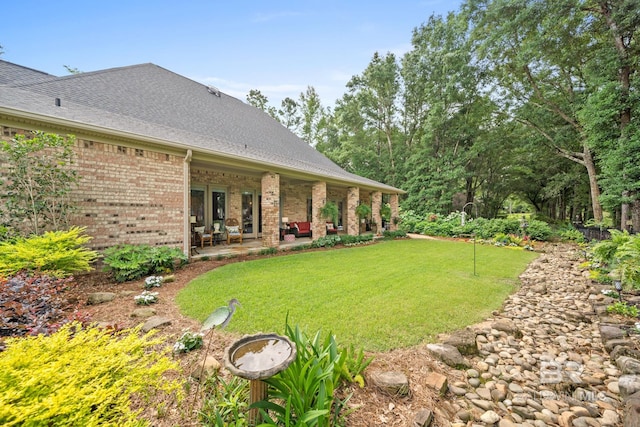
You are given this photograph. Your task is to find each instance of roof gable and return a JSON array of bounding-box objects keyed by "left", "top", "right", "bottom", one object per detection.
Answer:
[{"left": 0, "top": 60, "right": 402, "bottom": 192}]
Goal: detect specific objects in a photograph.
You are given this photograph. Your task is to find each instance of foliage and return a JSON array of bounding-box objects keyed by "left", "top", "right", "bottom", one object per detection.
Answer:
[
  {"left": 311, "top": 235, "right": 342, "bottom": 248},
  {"left": 134, "top": 290, "right": 159, "bottom": 305},
  {"left": 558, "top": 227, "right": 586, "bottom": 243},
  {"left": 102, "top": 244, "right": 187, "bottom": 283},
  {"left": 200, "top": 375, "right": 249, "bottom": 426},
  {"left": 173, "top": 330, "right": 204, "bottom": 353},
  {"left": 338, "top": 234, "right": 374, "bottom": 246},
  {"left": 0, "top": 273, "right": 79, "bottom": 337},
  {"left": 319, "top": 201, "right": 339, "bottom": 225},
  {"left": 0, "top": 227, "right": 98, "bottom": 278},
  {"left": 585, "top": 230, "right": 640, "bottom": 289},
  {"left": 382, "top": 230, "right": 407, "bottom": 239},
  {"left": 606, "top": 301, "right": 639, "bottom": 318},
  {"left": 354, "top": 204, "right": 372, "bottom": 219},
  {"left": 258, "top": 247, "right": 278, "bottom": 256},
  {"left": 399, "top": 210, "right": 555, "bottom": 242},
  {"left": 0, "top": 131, "right": 79, "bottom": 236},
  {"left": 493, "top": 233, "right": 524, "bottom": 247},
  {"left": 523, "top": 220, "right": 552, "bottom": 242},
  {"left": 0, "top": 323, "right": 181, "bottom": 426},
  {"left": 143, "top": 275, "right": 164, "bottom": 289},
  {"left": 253, "top": 322, "right": 371, "bottom": 426}
]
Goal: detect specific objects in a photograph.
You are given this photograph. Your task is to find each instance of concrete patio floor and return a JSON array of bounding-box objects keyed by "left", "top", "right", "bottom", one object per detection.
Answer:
[{"left": 190, "top": 236, "right": 313, "bottom": 259}]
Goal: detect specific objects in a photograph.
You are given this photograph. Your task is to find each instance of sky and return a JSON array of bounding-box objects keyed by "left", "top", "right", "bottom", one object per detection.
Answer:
[{"left": 2, "top": 1, "right": 464, "bottom": 108}]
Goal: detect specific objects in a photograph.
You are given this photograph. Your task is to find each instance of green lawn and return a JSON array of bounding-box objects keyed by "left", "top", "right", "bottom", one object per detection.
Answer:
[{"left": 176, "top": 239, "right": 538, "bottom": 351}]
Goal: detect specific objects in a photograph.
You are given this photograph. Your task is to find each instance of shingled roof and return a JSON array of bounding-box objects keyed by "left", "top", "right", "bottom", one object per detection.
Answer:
[{"left": 0, "top": 60, "right": 401, "bottom": 193}]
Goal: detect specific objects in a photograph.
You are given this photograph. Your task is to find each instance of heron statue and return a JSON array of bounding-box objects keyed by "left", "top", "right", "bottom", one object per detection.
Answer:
[{"left": 201, "top": 298, "right": 241, "bottom": 332}]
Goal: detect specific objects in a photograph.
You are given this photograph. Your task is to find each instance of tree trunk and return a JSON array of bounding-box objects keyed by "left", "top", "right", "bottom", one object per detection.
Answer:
[
  {"left": 633, "top": 199, "right": 640, "bottom": 233},
  {"left": 583, "top": 145, "right": 603, "bottom": 222}
]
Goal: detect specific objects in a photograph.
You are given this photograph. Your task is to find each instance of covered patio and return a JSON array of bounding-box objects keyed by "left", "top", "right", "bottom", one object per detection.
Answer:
[{"left": 190, "top": 236, "right": 314, "bottom": 259}]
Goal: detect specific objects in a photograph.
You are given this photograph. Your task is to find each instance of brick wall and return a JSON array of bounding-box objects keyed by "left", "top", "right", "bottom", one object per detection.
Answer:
[
  {"left": 71, "top": 138, "right": 184, "bottom": 250},
  {"left": 0, "top": 127, "right": 185, "bottom": 250}
]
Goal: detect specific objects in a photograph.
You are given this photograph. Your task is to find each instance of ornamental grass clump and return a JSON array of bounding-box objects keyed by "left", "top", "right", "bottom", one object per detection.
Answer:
[{"left": 0, "top": 323, "right": 182, "bottom": 426}]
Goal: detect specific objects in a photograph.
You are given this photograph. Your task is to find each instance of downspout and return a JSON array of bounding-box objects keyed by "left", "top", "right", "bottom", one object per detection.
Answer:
[{"left": 183, "top": 149, "right": 193, "bottom": 257}]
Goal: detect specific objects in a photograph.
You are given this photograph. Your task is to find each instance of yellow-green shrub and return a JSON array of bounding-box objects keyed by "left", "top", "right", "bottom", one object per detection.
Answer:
[
  {"left": 0, "top": 226, "right": 99, "bottom": 277},
  {"left": 0, "top": 323, "right": 182, "bottom": 426}
]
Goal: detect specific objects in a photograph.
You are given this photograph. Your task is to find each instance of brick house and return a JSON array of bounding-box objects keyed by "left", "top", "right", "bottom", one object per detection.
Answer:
[{"left": 0, "top": 60, "right": 403, "bottom": 254}]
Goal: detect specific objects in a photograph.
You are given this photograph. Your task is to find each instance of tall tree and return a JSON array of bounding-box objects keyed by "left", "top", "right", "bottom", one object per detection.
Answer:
[
  {"left": 246, "top": 89, "right": 279, "bottom": 121},
  {"left": 403, "top": 12, "right": 501, "bottom": 215},
  {"left": 465, "top": 0, "right": 605, "bottom": 221},
  {"left": 580, "top": 0, "right": 640, "bottom": 230},
  {"left": 298, "top": 86, "right": 326, "bottom": 146}
]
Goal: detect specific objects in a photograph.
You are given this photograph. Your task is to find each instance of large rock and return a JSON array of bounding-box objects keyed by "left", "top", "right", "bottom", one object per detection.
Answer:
[
  {"left": 141, "top": 316, "right": 171, "bottom": 332},
  {"left": 624, "top": 391, "right": 640, "bottom": 427},
  {"left": 413, "top": 408, "right": 433, "bottom": 427},
  {"left": 491, "top": 319, "right": 522, "bottom": 338},
  {"left": 426, "top": 343, "right": 469, "bottom": 369},
  {"left": 87, "top": 292, "right": 116, "bottom": 305},
  {"left": 618, "top": 356, "right": 640, "bottom": 375},
  {"left": 619, "top": 374, "right": 640, "bottom": 398},
  {"left": 131, "top": 307, "right": 157, "bottom": 318},
  {"left": 424, "top": 372, "right": 448, "bottom": 395},
  {"left": 190, "top": 356, "right": 221, "bottom": 381},
  {"left": 371, "top": 371, "right": 409, "bottom": 396},
  {"left": 443, "top": 328, "right": 478, "bottom": 356},
  {"left": 600, "top": 325, "right": 626, "bottom": 341}
]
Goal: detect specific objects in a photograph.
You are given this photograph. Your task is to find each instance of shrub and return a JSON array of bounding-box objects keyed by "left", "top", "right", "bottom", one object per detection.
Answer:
[
  {"left": 0, "top": 273, "right": 80, "bottom": 337},
  {"left": 0, "top": 227, "right": 98, "bottom": 278},
  {"left": 559, "top": 228, "right": 586, "bottom": 243},
  {"left": 524, "top": 220, "right": 553, "bottom": 241},
  {"left": 102, "top": 244, "right": 187, "bottom": 283},
  {"left": 339, "top": 234, "right": 373, "bottom": 246},
  {"left": 382, "top": 230, "right": 407, "bottom": 239},
  {"left": 311, "top": 235, "right": 341, "bottom": 248},
  {"left": 143, "top": 275, "right": 164, "bottom": 289},
  {"left": 134, "top": 291, "right": 159, "bottom": 305},
  {"left": 173, "top": 330, "right": 204, "bottom": 353},
  {"left": 252, "top": 322, "right": 372, "bottom": 426},
  {"left": 607, "top": 301, "right": 639, "bottom": 318},
  {"left": 200, "top": 375, "right": 249, "bottom": 426},
  {"left": 0, "top": 323, "right": 181, "bottom": 426}
]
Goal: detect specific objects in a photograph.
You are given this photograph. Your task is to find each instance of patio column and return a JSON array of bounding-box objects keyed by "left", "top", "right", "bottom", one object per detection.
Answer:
[
  {"left": 261, "top": 172, "right": 280, "bottom": 248},
  {"left": 229, "top": 184, "right": 242, "bottom": 225},
  {"left": 390, "top": 193, "right": 399, "bottom": 231},
  {"left": 347, "top": 187, "right": 359, "bottom": 236},
  {"left": 183, "top": 149, "right": 192, "bottom": 257},
  {"left": 312, "top": 181, "right": 327, "bottom": 239},
  {"left": 372, "top": 191, "right": 382, "bottom": 233}
]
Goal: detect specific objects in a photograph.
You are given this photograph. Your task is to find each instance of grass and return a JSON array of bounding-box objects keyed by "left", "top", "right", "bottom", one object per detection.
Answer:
[{"left": 176, "top": 239, "right": 538, "bottom": 351}]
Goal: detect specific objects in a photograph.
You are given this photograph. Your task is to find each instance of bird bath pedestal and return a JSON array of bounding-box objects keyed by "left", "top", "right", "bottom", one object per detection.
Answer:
[{"left": 224, "top": 333, "right": 296, "bottom": 425}]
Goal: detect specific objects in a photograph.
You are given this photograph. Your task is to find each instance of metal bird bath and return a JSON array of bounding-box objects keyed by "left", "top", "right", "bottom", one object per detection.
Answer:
[{"left": 224, "top": 333, "right": 296, "bottom": 425}]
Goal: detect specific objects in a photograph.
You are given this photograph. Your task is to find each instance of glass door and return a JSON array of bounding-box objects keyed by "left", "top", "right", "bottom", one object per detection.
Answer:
[{"left": 242, "top": 191, "right": 254, "bottom": 236}]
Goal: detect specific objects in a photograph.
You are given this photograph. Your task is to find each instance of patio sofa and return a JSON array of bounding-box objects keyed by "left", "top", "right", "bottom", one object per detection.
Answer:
[{"left": 290, "top": 221, "right": 312, "bottom": 237}]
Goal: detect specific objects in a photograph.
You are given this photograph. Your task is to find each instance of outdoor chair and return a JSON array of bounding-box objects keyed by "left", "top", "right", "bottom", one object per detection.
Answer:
[
  {"left": 225, "top": 218, "right": 243, "bottom": 244},
  {"left": 194, "top": 226, "right": 213, "bottom": 248}
]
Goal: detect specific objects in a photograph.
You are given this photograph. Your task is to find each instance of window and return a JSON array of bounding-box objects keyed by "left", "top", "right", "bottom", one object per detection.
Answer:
[
  {"left": 212, "top": 191, "right": 226, "bottom": 222},
  {"left": 190, "top": 188, "right": 205, "bottom": 225}
]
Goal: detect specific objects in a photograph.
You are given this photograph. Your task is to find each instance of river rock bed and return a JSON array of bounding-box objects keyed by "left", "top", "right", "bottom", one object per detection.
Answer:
[{"left": 434, "top": 243, "right": 640, "bottom": 426}]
